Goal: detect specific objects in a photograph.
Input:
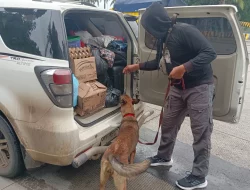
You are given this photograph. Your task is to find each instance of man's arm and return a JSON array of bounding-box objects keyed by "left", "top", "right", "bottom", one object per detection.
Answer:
[
  {"left": 139, "top": 39, "right": 163, "bottom": 71},
  {"left": 181, "top": 25, "right": 217, "bottom": 73}
]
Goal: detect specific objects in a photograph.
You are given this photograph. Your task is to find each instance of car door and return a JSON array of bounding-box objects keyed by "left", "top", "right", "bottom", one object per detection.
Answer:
[{"left": 138, "top": 5, "right": 249, "bottom": 123}]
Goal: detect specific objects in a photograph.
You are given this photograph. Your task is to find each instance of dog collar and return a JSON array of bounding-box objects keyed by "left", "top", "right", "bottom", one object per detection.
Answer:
[{"left": 123, "top": 113, "right": 135, "bottom": 118}]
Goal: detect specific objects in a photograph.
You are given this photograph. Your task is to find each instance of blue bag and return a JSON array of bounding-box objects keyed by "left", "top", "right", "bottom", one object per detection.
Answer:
[
  {"left": 72, "top": 74, "right": 79, "bottom": 107},
  {"left": 107, "top": 40, "right": 127, "bottom": 52}
]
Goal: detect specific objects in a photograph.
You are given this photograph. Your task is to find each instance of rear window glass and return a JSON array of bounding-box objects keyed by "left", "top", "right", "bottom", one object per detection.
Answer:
[
  {"left": 90, "top": 17, "right": 127, "bottom": 40},
  {"left": 145, "top": 17, "right": 237, "bottom": 55},
  {"left": 0, "top": 8, "right": 67, "bottom": 60}
]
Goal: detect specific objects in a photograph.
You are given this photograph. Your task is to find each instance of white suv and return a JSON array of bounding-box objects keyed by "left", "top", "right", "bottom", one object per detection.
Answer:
[{"left": 0, "top": 0, "right": 248, "bottom": 178}]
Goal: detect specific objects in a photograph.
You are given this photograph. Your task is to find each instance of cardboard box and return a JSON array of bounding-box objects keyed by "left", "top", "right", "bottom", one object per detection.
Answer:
[
  {"left": 71, "top": 57, "right": 97, "bottom": 83},
  {"left": 76, "top": 81, "right": 107, "bottom": 116}
]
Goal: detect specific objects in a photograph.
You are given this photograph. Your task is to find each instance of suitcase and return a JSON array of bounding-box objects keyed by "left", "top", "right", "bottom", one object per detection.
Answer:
[
  {"left": 113, "top": 50, "right": 127, "bottom": 67},
  {"left": 108, "top": 66, "right": 124, "bottom": 94}
]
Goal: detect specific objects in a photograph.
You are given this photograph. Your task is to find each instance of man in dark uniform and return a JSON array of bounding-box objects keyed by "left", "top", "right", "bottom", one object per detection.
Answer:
[{"left": 123, "top": 2, "right": 217, "bottom": 190}]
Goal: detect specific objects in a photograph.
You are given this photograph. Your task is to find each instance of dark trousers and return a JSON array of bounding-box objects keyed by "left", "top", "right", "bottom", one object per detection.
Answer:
[{"left": 157, "top": 84, "right": 214, "bottom": 178}]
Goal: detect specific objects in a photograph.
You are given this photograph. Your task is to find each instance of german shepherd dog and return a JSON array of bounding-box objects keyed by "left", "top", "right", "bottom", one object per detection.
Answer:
[{"left": 100, "top": 95, "right": 151, "bottom": 190}]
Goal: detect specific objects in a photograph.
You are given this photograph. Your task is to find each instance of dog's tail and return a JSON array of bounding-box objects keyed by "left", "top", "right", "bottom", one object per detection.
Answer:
[{"left": 108, "top": 155, "right": 151, "bottom": 178}]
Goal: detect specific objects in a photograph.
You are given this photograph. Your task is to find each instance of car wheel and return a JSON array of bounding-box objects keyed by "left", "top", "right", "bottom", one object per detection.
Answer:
[{"left": 0, "top": 115, "right": 24, "bottom": 178}]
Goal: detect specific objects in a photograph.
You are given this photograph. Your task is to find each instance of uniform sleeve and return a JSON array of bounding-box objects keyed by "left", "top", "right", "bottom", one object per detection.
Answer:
[
  {"left": 139, "top": 39, "right": 163, "bottom": 71},
  {"left": 181, "top": 25, "right": 217, "bottom": 73}
]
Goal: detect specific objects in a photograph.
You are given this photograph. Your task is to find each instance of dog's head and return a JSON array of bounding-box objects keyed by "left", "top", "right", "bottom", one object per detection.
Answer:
[
  {"left": 120, "top": 95, "right": 140, "bottom": 116},
  {"left": 120, "top": 95, "right": 140, "bottom": 106}
]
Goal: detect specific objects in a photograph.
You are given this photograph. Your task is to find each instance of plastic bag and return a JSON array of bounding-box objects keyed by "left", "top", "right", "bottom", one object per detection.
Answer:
[
  {"left": 72, "top": 74, "right": 79, "bottom": 107},
  {"left": 107, "top": 40, "right": 127, "bottom": 52},
  {"left": 98, "top": 74, "right": 112, "bottom": 88},
  {"left": 75, "top": 31, "right": 93, "bottom": 43},
  {"left": 91, "top": 48, "right": 110, "bottom": 86},
  {"left": 92, "top": 48, "right": 110, "bottom": 87},
  {"left": 91, "top": 48, "right": 109, "bottom": 76},
  {"left": 87, "top": 35, "right": 115, "bottom": 48},
  {"left": 105, "top": 88, "right": 121, "bottom": 108},
  {"left": 99, "top": 48, "right": 115, "bottom": 68}
]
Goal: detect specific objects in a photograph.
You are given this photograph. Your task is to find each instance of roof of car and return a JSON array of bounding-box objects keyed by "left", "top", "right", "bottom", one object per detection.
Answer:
[{"left": 0, "top": 0, "right": 112, "bottom": 13}]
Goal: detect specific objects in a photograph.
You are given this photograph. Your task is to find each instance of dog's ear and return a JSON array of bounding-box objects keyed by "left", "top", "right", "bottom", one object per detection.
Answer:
[
  {"left": 120, "top": 99, "right": 127, "bottom": 105},
  {"left": 132, "top": 99, "right": 140, "bottom": 105}
]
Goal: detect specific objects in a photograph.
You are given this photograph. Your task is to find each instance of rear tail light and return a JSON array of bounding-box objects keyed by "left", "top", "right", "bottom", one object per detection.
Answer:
[
  {"left": 35, "top": 67, "right": 73, "bottom": 108},
  {"left": 53, "top": 70, "right": 71, "bottom": 85},
  {"left": 50, "top": 84, "right": 72, "bottom": 95}
]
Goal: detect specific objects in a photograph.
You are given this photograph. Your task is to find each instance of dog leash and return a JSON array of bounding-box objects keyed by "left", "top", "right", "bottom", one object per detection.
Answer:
[{"left": 138, "top": 78, "right": 185, "bottom": 145}]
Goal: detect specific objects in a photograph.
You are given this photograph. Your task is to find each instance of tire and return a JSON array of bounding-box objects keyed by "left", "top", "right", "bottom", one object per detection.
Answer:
[{"left": 0, "top": 115, "right": 24, "bottom": 178}]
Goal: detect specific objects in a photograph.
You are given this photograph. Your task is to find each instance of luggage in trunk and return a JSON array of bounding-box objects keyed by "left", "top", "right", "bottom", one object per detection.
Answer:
[{"left": 108, "top": 66, "right": 125, "bottom": 94}]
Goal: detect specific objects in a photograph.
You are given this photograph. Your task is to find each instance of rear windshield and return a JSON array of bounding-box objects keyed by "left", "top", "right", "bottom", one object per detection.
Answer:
[
  {"left": 0, "top": 8, "right": 67, "bottom": 60},
  {"left": 90, "top": 16, "right": 127, "bottom": 40},
  {"left": 145, "top": 17, "right": 237, "bottom": 55},
  {"left": 177, "top": 17, "right": 237, "bottom": 55}
]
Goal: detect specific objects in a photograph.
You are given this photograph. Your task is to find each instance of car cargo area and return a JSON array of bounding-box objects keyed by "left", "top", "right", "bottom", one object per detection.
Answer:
[{"left": 64, "top": 11, "right": 130, "bottom": 126}]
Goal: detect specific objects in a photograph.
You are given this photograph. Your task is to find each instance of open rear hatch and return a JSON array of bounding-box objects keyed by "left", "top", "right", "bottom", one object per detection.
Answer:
[
  {"left": 63, "top": 10, "right": 136, "bottom": 126},
  {"left": 138, "top": 5, "right": 248, "bottom": 123}
]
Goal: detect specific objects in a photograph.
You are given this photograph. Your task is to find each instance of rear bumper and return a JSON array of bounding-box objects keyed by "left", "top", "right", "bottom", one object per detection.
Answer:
[{"left": 14, "top": 103, "right": 144, "bottom": 166}]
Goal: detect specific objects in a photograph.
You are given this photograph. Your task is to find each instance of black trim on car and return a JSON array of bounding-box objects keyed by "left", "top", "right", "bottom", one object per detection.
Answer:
[
  {"left": 0, "top": 52, "right": 44, "bottom": 61},
  {"left": 124, "top": 14, "right": 138, "bottom": 22},
  {"left": 74, "top": 107, "right": 120, "bottom": 127},
  {"left": 34, "top": 66, "right": 73, "bottom": 109}
]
